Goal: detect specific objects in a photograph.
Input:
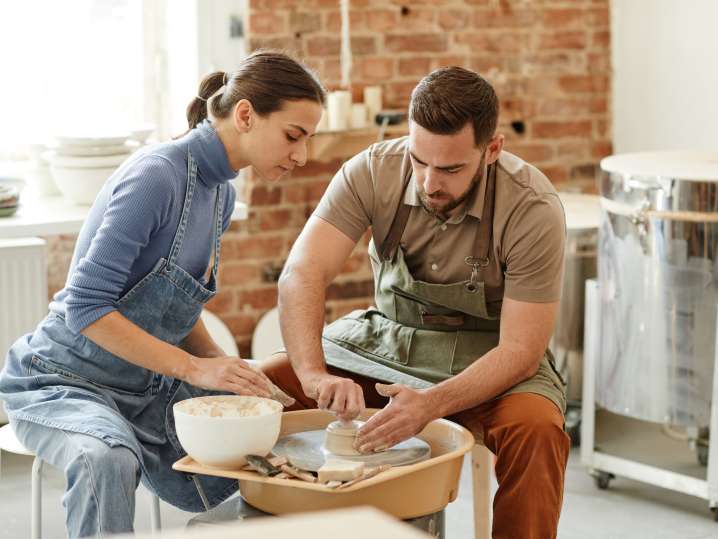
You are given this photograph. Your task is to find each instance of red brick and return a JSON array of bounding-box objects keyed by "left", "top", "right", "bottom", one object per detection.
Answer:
[
  {"left": 592, "top": 29, "right": 610, "bottom": 49},
  {"left": 258, "top": 208, "right": 294, "bottom": 231},
  {"left": 595, "top": 118, "right": 609, "bottom": 137},
  {"left": 558, "top": 74, "right": 609, "bottom": 93},
  {"left": 306, "top": 179, "right": 331, "bottom": 202},
  {"left": 359, "top": 57, "right": 395, "bottom": 80},
  {"left": 385, "top": 34, "right": 447, "bottom": 53},
  {"left": 351, "top": 36, "right": 377, "bottom": 56},
  {"left": 366, "top": 9, "right": 399, "bottom": 32},
  {"left": 290, "top": 11, "right": 322, "bottom": 34},
  {"left": 249, "top": 12, "right": 286, "bottom": 34},
  {"left": 541, "top": 8, "right": 585, "bottom": 28},
  {"left": 557, "top": 141, "right": 590, "bottom": 159},
  {"left": 248, "top": 37, "right": 301, "bottom": 56},
  {"left": 533, "top": 120, "right": 592, "bottom": 138},
  {"left": 249, "top": 184, "right": 282, "bottom": 206},
  {"left": 385, "top": 81, "right": 419, "bottom": 108},
  {"left": 438, "top": 9, "right": 471, "bottom": 31},
  {"left": 456, "top": 32, "right": 529, "bottom": 54},
  {"left": 322, "top": 58, "right": 341, "bottom": 81},
  {"left": 325, "top": 10, "right": 365, "bottom": 33},
  {"left": 540, "top": 31, "right": 588, "bottom": 50},
  {"left": 505, "top": 143, "right": 554, "bottom": 163},
  {"left": 218, "top": 262, "right": 262, "bottom": 287},
  {"left": 295, "top": 159, "right": 343, "bottom": 177},
  {"left": 473, "top": 7, "right": 535, "bottom": 28},
  {"left": 223, "top": 235, "right": 285, "bottom": 259},
  {"left": 591, "top": 140, "right": 613, "bottom": 159},
  {"left": 307, "top": 36, "right": 340, "bottom": 56},
  {"left": 538, "top": 165, "right": 570, "bottom": 184},
  {"left": 398, "top": 57, "right": 432, "bottom": 77},
  {"left": 589, "top": 6, "right": 610, "bottom": 27},
  {"left": 239, "top": 287, "right": 279, "bottom": 310},
  {"left": 326, "top": 280, "right": 374, "bottom": 301},
  {"left": 539, "top": 97, "right": 594, "bottom": 117},
  {"left": 398, "top": 7, "right": 436, "bottom": 31},
  {"left": 223, "top": 313, "right": 257, "bottom": 340},
  {"left": 432, "top": 55, "right": 468, "bottom": 69},
  {"left": 206, "top": 289, "right": 236, "bottom": 315}
]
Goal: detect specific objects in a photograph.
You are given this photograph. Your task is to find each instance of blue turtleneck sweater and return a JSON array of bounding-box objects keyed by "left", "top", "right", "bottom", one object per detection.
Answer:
[{"left": 51, "top": 121, "right": 237, "bottom": 334}]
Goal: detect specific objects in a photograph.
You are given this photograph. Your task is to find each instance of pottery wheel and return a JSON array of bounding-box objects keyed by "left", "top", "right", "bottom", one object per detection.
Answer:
[{"left": 271, "top": 430, "right": 431, "bottom": 472}]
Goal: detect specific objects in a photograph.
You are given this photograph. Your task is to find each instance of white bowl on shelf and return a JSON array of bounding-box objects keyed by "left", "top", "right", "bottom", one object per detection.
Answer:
[
  {"left": 55, "top": 141, "right": 138, "bottom": 157},
  {"left": 54, "top": 132, "right": 131, "bottom": 147},
  {"left": 45, "top": 151, "right": 131, "bottom": 169},
  {"left": 50, "top": 165, "right": 117, "bottom": 205},
  {"left": 129, "top": 124, "right": 156, "bottom": 144},
  {"left": 173, "top": 395, "right": 283, "bottom": 469}
]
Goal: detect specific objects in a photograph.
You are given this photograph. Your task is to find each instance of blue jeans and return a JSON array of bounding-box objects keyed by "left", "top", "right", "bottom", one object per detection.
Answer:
[{"left": 14, "top": 419, "right": 142, "bottom": 538}]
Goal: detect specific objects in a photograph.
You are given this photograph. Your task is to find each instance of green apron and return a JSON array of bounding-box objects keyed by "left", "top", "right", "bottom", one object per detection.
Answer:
[{"left": 322, "top": 157, "right": 566, "bottom": 413}]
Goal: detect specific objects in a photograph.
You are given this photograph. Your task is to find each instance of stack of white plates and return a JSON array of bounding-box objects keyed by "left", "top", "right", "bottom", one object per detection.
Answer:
[{"left": 46, "top": 129, "right": 151, "bottom": 205}]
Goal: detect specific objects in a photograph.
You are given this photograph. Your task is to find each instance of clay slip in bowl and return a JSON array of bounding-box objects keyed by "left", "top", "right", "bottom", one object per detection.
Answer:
[{"left": 174, "top": 395, "right": 282, "bottom": 469}]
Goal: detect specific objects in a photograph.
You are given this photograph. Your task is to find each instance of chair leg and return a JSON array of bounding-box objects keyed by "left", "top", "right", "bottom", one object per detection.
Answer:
[
  {"left": 150, "top": 493, "right": 162, "bottom": 534},
  {"left": 472, "top": 444, "right": 492, "bottom": 539},
  {"left": 31, "top": 456, "right": 43, "bottom": 539}
]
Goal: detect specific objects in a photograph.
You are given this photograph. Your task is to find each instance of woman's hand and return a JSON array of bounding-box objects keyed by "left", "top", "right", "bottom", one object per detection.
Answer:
[{"left": 184, "top": 355, "right": 273, "bottom": 397}]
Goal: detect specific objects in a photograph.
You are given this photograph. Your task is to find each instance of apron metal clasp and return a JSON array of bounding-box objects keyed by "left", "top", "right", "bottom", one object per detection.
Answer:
[{"left": 464, "top": 256, "right": 489, "bottom": 292}]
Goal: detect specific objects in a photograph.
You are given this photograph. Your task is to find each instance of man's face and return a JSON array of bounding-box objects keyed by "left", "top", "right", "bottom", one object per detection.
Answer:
[{"left": 408, "top": 121, "right": 487, "bottom": 218}]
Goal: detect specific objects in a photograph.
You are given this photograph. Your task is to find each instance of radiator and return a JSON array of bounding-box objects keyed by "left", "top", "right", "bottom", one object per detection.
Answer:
[{"left": 0, "top": 238, "right": 48, "bottom": 422}]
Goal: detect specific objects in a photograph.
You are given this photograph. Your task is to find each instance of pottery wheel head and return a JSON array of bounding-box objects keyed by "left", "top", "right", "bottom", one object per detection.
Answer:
[{"left": 272, "top": 429, "right": 432, "bottom": 472}]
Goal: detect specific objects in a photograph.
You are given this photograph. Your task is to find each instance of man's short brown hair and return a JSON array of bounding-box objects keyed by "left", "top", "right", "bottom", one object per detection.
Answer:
[{"left": 409, "top": 67, "right": 499, "bottom": 147}]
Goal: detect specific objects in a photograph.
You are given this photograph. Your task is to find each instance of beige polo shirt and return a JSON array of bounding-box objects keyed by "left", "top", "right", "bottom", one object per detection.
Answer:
[{"left": 313, "top": 136, "right": 566, "bottom": 317}]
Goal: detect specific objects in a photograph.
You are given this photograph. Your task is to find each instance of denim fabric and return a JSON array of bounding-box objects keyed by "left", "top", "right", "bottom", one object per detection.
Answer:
[{"left": 0, "top": 153, "right": 238, "bottom": 537}]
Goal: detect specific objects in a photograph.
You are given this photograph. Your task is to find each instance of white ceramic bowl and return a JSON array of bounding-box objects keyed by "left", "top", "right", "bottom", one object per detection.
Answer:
[
  {"left": 50, "top": 165, "right": 116, "bottom": 205},
  {"left": 54, "top": 132, "right": 131, "bottom": 147},
  {"left": 173, "top": 395, "right": 283, "bottom": 469},
  {"left": 129, "top": 124, "right": 156, "bottom": 144}
]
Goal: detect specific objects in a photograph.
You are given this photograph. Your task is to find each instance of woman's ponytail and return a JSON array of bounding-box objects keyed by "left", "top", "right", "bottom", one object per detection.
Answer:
[{"left": 186, "top": 71, "right": 227, "bottom": 129}]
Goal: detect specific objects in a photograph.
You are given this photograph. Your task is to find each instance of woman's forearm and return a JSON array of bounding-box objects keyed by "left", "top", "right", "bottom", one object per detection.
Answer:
[
  {"left": 81, "top": 311, "right": 194, "bottom": 380},
  {"left": 179, "top": 317, "right": 227, "bottom": 358}
]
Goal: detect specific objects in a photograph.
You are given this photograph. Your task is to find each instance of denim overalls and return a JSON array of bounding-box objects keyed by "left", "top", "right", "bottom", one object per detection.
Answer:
[{"left": 0, "top": 153, "right": 237, "bottom": 515}]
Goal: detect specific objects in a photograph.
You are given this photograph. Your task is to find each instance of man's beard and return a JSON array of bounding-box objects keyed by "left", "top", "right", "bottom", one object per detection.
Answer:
[{"left": 418, "top": 156, "right": 486, "bottom": 219}]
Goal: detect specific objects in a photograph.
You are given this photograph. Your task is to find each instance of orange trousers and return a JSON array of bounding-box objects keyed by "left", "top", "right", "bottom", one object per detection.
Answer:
[{"left": 261, "top": 354, "right": 570, "bottom": 539}]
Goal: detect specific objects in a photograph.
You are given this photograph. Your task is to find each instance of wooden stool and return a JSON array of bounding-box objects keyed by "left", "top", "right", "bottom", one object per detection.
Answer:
[
  {"left": 0, "top": 423, "right": 162, "bottom": 538},
  {"left": 472, "top": 444, "right": 493, "bottom": 539}
]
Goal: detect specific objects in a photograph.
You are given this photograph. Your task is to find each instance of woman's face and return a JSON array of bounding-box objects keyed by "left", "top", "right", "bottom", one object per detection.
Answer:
[{"left": 239, "top": 99, "right": 323, "bottom": 182}]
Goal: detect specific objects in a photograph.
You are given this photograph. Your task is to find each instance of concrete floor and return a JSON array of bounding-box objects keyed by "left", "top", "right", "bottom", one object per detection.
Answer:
[{"left": 2, "top": 444, "right": 718, "bottom": 539}]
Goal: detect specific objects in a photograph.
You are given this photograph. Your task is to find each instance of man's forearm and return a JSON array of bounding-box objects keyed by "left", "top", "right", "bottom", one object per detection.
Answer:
[
  {"left": 424, "top": 344, "right": 541, "bottom": 419},
  {"left": 278, "top": 265, "right": 329, "bottom": 382}
]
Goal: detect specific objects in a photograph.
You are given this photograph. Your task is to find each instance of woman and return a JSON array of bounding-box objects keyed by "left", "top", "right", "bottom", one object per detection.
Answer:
[{"left": 0, "top": 50, "right": 324, "bottom": 537}]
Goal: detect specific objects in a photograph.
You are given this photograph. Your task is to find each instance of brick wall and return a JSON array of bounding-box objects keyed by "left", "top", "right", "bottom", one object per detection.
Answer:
[{"left": 46, "top": 0, "right": 611, "bottom": 358}]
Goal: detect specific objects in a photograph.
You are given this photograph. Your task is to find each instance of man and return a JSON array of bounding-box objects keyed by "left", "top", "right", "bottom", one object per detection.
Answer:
[{"left": 262, "top": 66, "right": 569, "bottom": 538}]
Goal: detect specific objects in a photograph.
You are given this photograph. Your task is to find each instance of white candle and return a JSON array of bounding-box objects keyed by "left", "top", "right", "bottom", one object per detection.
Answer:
[
  {"left": 328, "top": 90, "right": 351, "bottom": 131},
  {"left": 350, "top": 103, "right": 368, "bottom": 129},
  {"left": 363, "top": 86, "right": 383, "bottom": 126}
]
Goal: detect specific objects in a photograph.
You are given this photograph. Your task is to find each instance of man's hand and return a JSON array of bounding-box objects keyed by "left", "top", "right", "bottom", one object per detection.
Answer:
[
  {"left": 300, "top": 371, "right": 365, "bottom": 421},
  {"left": 354, "top": 383, "right": 437, "bottom": 453}
]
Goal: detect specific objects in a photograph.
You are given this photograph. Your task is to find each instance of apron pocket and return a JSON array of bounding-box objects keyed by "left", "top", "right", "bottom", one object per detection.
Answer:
[
  {"left": 323, "top": 309, "right": 415, "bottom": 366},
  {"left": 29, "top": 355, "right": 153, "bottom": 397},
  {"left": 449, "top": 330, "right": 500, "bottom": 375}
]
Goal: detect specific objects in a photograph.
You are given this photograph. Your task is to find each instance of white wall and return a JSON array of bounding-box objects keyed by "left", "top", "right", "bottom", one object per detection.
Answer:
[{"left": 611, "top": 0, "right": 718, "bottom": 153}]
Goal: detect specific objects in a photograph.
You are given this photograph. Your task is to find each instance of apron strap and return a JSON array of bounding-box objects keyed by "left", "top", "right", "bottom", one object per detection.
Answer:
[
  {"left": 476, "top": 162, "right": 505, "bottom": 303},
  {"left": 167, "top": 152, "right": 199, "bottom": 268},
  {"left": 377, "top": 153, "right": 414, "bottom": 261},
  {"left": 205, "top": 184, "right": 225, "bottom": 286}
]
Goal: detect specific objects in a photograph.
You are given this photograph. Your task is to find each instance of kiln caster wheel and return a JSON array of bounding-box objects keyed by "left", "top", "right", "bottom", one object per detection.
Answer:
[{"left": 594, "top": 471, "right": 614, "bottom": 490}]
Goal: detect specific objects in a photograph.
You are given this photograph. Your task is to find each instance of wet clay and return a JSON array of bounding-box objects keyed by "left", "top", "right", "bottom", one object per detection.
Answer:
[{"left": 324, "top": 420, "right": 362, "bottom": 456}]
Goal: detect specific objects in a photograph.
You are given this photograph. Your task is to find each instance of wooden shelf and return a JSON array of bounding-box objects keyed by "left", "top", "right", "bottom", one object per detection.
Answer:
[{"left": 308, "top": 124, "right": 408, "bottom": 162}]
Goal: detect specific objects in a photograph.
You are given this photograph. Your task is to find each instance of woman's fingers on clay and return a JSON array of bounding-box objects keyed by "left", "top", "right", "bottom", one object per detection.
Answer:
[
  {"left": 234, "top": 362, "right": 272, "bottom": 392},
  {"left": 329, "top": 387, "right": 347, "bottom": 415}
]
